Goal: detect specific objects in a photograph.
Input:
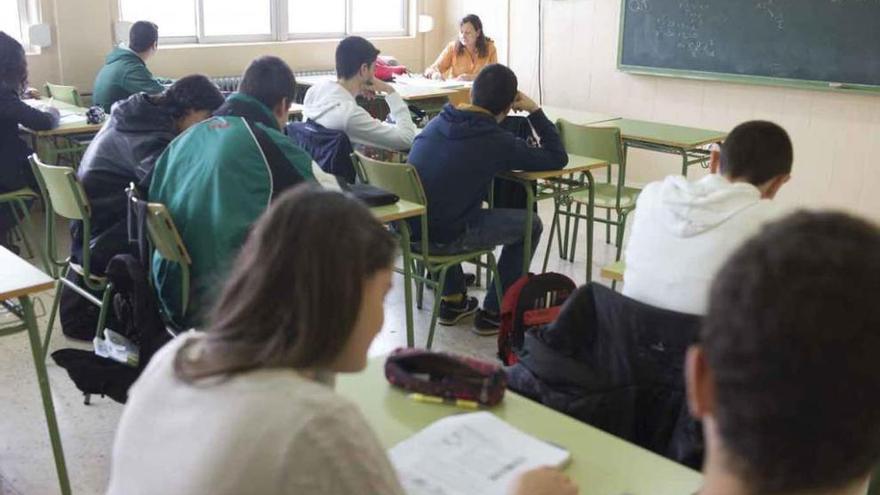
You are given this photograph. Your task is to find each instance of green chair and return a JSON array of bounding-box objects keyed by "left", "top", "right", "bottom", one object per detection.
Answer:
[
  {"left": 352, "top": 152, "right": 503, "bottom": 349},
  {"left": 545, "top": 121, "right": 640, "bottom": 272},
  {"left": 45, "top": 83, "right": 84, "bottom": 107},
  {"left": 43, "top": 83, "right": 92, "bottom": 167},
  {"left": 0, "top": 188, "right": 47, "bottom": 269},
  {"left": 128, "top": 185, "right": 192, "bottom": 333},
  {"left": 600, "top": 260, "right": 625, "bottom": 290},
  {"left": 29, "top": 155, "right": 112, "bottom": 357}
]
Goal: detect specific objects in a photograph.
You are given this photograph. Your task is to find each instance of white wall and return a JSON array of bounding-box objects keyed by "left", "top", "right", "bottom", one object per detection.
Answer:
[
  {"left": 484, "top": 0, "right": 880, "bottom": 219},
  {"left": 440, "top": 0, "right": 510, "bottom": 65},
  {"left": 26, "top": 0, "right": 446, "bottom": 92}
]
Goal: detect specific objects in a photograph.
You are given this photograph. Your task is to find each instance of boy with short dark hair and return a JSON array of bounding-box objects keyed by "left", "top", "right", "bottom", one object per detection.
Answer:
[
  {"left": 149, "top": 56, "right": 313, "bottom": 327},
  {"left": 688, "top": 210, "right": 880, "bottom": 495},
  {"left": 624, "top": 120, "right": 794, "bottom": 315},
  {"left": 303, "top": 36, "right": 416, "bottom": 151},
  {"left": 93, "top": 21, "right": 169, "bottom": 112},
  {"left": 408, "top": 63, "right": 568, "bottom": 333}
]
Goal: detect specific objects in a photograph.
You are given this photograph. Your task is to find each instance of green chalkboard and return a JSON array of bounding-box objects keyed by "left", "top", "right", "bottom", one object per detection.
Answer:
[{"left": 618, "top": 0, "right": 880, "bottom": 94}]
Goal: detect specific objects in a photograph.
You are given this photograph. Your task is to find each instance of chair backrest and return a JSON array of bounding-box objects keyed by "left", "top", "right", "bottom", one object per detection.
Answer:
[
  {"left": 145, "top": 203, "right": 191, "bottom": 266},
  {"left": 29, "top": 154, "right": 90, "bottom": 221},
  {"left": 556, "top": 119, "right": 624, "bottom": 166},
  {"left": 351, "top": 152, "right": 427, "bottom": 206},
  {"left": 352, "top": 151, "right": 431, "bottom": 256},
  {"left": 45, "top": 83, "right": 83, "bottom": 107},
  {"left": 128, "top": 186, "right": 192, "bottom": 319}
]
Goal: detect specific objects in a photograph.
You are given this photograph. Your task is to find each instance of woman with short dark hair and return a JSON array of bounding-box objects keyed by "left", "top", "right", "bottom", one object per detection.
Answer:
[
  {"left": 425, "top": 14, "right": 498, "bottom": 81},
  {"left": 0, "top": 31, "right": 59, "bottom": 250},
  {"left": 107, "top": 186, "right": 577, "bottom": 495}
]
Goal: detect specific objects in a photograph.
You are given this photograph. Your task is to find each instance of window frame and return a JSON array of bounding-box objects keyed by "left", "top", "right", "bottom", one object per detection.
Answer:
[
  {"left": 117, "top": 0, "right": 413, "bottom": 46},
  {"left": 8, "top": 0, "right": 38, "bottom": 50},
  {"left": 345, "top": 0, "right": 409, "bottom": 39}
]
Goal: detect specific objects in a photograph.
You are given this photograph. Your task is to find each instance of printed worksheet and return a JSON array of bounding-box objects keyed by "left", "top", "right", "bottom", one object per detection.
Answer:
[{"left": 389, "top": 412, "right": 570, "bottom": 495}]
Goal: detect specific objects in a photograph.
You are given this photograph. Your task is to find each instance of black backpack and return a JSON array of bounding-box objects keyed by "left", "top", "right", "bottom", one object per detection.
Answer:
[{"left": 52, "top": 254, "right": 171, "bottom": 404}]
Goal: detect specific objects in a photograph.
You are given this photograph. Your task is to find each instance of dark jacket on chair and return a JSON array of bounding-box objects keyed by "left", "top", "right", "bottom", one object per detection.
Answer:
[
  {"left": 506, "top": 282, "right": 704, "bottom": 468},
  {"left": 0, "top": 89, "right": 58, "bottom": 192},
  {"left": 286, "top": 119, "right": 355, "bottom": 183},
  {"left": 407, "top": 103, "right": 568, "bottom": 243},
  {"left": 71, "top": 92, "right": 178, "bottom": 274}
]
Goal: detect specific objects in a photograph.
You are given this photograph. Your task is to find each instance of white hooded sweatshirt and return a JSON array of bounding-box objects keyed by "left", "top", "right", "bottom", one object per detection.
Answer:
[
  {"left": 302, "top": 81, "right": 417, "bottom": 151},
  {"left": 623, "top": 173, "right": 784, "bottom": 315}
]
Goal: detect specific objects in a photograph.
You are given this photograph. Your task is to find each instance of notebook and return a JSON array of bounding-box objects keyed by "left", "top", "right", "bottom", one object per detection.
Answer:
[{"left": 388, "top": 411, "right": 571, "bottom": 495}]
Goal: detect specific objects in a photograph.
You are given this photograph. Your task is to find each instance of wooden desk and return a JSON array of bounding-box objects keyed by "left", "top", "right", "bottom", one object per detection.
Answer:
[
  {"left": 20, "top": 99, "right": 102, "bottom": 165},
  {"left": 372, "top": 200, "right": 424, "bottom": 349},
  {"left": 592, "top": 118, "right": 726, "bottom": 176},
  {"left": 21, "top": 98, "right": 102, "bottom": 138},
  {"left": 0, "top": 247, "right": 70, "bottom": 495},
  {"left": 313, "top": 161, "right": 424, "bottom": 347},
  {"left": 296, "top": 74, "right": 464, "bottom": 105},
  {"left": 288, "top": 102, "right": 304, "bottom": 120},
  {"left": 501, "top": 154, "right": 609, "bottom": 281},
  {"left": 540, "top": 106, "right": 620, "bottom": 126},
  {"left": 337, "top": 357, "right": 703, "bottom": 494}
]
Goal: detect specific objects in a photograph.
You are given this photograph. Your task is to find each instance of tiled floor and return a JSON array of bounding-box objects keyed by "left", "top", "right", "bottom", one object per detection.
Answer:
[{"left": 0, "top": 202, "right": 624, "bottom": 495}]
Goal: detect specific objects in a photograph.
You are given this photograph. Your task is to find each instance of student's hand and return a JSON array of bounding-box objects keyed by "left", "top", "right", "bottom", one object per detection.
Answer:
[
  {"left": 23, "top": 87, "right": 41, "bottom": 99},
  {"left": 510, "top": 467, "right": 578, "bottom": 495},
  {"left": 455, "top": 74, "right": 475, "bottom": 82},
  {"left": 512, "top": 92, "right": 540, "bottom": 114},
  {"left": 424, "top": 68, "right": 443, "bottom": 80},
  {"left": 363, "top": 78, "right": 395, "bottom": 99}
]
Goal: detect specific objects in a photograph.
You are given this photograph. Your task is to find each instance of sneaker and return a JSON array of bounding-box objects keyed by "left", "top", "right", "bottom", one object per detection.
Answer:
[
  {"left": 438, "top": 296, "right": 479, "bottom": 326},
  {"left": 464, "top": 273, "right": 477, "bottom": 287},
  {"left": 472, "top": 309, "right": 501, "bottom": 336}
]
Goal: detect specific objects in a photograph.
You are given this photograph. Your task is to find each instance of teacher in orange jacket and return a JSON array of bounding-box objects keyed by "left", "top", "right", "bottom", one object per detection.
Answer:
[{"left": 424, "top": 14, "right": 498, "bottom": 81}]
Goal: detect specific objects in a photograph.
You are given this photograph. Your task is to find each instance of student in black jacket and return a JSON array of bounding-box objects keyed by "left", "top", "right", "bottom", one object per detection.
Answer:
[
  {"left": 0, "top": 31, "right": 59, "bottom": 249},
  {"left": 407, "top": 64, "right": 568, "bottom": 334}
]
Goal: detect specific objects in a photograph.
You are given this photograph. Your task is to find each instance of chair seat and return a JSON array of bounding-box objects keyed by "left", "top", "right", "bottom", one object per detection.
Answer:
[
  {"left": 0, "top": 188, "right": 39, "bottom": 202},
  {"left": 572, "top": 183, "right": 640, "bottom": 210},
  {"left": 68, "top": 262, "right": 107, "bottom": 283},
  {"left": 601, "top": 260, "right": 625, "bottom": 282}
]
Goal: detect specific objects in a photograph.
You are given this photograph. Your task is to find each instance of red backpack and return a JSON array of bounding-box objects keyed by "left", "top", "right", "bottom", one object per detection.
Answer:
[{"left": 497, "top": 273, "right": 577, "bottom": 365}]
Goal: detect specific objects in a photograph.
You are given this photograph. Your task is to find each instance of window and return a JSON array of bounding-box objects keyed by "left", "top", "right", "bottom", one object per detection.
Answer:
[
  {"left": 118, "top": 0, "right": 411, "bottom": 44},
  {"left": 119, "top": 0, "right": 197, "bottom": 39},
  {"left": 1, "top": 0, "right": 38, "bottom": 47}
]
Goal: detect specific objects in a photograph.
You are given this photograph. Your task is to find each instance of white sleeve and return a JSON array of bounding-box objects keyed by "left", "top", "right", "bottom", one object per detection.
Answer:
[{"left": 345, "top": 91, "right": 417, "bottom": 151}]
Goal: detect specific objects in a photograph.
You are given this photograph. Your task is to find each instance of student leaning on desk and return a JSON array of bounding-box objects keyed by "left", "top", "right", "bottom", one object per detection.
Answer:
[
  {"left": 106, "top": 186, "right": 577, "bottom": 495},
  {"left": 0, "top": 31, "right": 59, "bottom": 252},
  {"left": 424, "top": 14, "right": 498, "bottom": 81}
]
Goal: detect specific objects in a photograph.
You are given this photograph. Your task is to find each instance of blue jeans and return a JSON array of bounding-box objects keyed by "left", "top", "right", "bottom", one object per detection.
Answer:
[{"left": 438, "top": 209, "right": 543, "bottom": 313}]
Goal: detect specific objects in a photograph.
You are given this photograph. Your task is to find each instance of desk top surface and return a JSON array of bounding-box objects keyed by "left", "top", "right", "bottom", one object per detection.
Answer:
[
  {"left": 296, "top": 74, "right": 462, "bottom": 101},
  {"left": 21, "top": 98, "right": 102, "bottom": 137},
  {"left": 592, "top": 118, "right": 727, "bottom": 149},
  {"left": 505, "top": 153, "right": 608, "bottom": 181},
  {"left": 371, "top": 199, "right": 426, "bottom": 223},
  {"left": 337, "top": 357, "right": 702, "bottom": 494},
  {"left": 0, "top": 247, "right": 54, "bottom": 301}
]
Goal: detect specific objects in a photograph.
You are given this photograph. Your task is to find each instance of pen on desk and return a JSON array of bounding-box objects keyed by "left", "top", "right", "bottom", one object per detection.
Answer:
[{"left": 408, "top": 393, "right": 480, "bottom": 409}]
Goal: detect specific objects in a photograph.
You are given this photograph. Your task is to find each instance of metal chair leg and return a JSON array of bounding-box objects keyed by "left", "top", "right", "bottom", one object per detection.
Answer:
[{"left": 426, "top": 266, "right": 450, "bottom": 350}]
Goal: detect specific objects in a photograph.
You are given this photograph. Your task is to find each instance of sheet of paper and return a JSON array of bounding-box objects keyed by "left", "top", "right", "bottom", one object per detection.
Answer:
[
  {"left": 389, "top": 412, "right": 570, "bottom": 495},
  {"left": 393, "top": 75, "right": 471, "bottom": 90}
]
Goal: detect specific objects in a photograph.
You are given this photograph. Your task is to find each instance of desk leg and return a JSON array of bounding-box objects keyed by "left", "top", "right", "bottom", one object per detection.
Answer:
[
  {"left": 396, "top": 221, "right": 415, "bottom": 347},
  {"left": 521, "top": 181, "right": 536, "bottom": 276},
  {"left": 680, "top": 148, "right": 689, "bottom": 177},
  {"left": 584, "top": 171, "right": 596, "bottom": 282},
  {"left": 21, "top": 295, "right": 71, "bottom": 495}
]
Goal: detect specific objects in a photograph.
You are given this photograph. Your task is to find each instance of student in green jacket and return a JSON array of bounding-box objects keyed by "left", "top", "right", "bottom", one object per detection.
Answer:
[
  {"left": 93, "top": 21, "right": 169, "bottom": 112},
  {"left": 149, "top": 56, "right": 314, "bottom": 328}
]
